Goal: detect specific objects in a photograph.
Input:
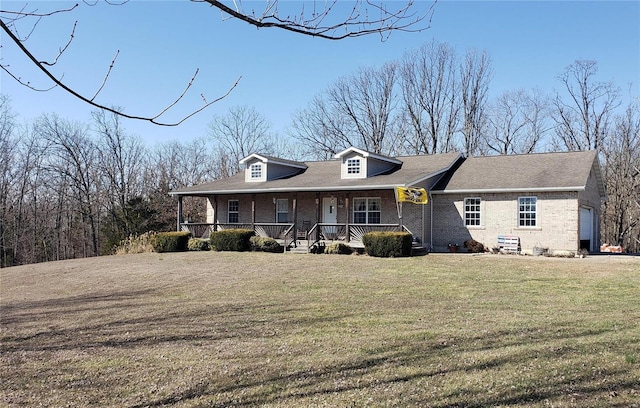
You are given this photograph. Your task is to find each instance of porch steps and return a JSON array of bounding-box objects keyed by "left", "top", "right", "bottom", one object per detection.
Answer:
[
  {"left": 288, "top": 243, "right": 310, "bottom": 254},
  {"left": 411, "top": 244, "right": 428, "bottom": 256}
]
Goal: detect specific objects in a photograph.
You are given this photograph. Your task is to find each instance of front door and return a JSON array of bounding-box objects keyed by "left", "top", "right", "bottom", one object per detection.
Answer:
[{"left": 322, "top": 197, "right": 337, "bottom": 238}]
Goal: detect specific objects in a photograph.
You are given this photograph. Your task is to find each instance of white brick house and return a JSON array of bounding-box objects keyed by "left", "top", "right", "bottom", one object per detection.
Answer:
[{"left": 170, "top": 148, "right": 605, "bottom": 253}]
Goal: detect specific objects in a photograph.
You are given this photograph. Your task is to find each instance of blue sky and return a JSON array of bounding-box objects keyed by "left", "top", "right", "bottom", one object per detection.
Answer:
[{"left": 1, "top": 1, "right": 638, "bottom": 145}]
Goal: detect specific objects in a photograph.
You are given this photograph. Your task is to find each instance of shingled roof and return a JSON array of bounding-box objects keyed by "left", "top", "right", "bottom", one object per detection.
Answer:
[
  {"left": 170, "top": 152, "right": 462, "bottom": 196},
  {"left": 431, "top": 150, "right": 605, "bottom": 195}
]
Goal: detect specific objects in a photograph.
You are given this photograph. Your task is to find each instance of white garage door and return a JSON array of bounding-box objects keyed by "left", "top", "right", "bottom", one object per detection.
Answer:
[{"left": 580, "top": 207, "right": 593, "bottom": 251}]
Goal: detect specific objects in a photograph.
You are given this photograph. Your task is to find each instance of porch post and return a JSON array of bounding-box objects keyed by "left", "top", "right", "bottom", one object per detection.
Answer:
[
  {"left": 177, "top": 195, "right": 183, "bottom": 231},
  {"left": 315, "top": 193, "right": 320, "bottom": 241},
  {"left": 293, "top": 196, "right": 298, "bottom": 228},
  {"left": 251, "top": 194, "right": 256, "bottom": 229},
  {"left": 345, "top": 194, "right": 350, "bottom": 243},
  {"left": 213, "top": 195, "right": 218, "bottom": 232}
]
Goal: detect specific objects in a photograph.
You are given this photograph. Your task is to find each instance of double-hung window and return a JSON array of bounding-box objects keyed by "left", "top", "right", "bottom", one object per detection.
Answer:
[
  {"left": 228, "top": 200, "right": 239, "bottom": 223},
  {"left": 464, "top": 197, "right": 481, "bottom": 226},
  {"left": 276, "top": 199, "right": 288, "bottom": 223},
  {"left": 518, "top": 196, "right": 537, "bottom": 227},
  {"left": 353, "top": 197, "right": 381, "bottom": 224}
]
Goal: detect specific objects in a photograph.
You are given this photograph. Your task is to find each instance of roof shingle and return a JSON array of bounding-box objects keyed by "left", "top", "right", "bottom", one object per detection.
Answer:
[{"left": 432, "top": 150, "right": 602, "bottom": 193}]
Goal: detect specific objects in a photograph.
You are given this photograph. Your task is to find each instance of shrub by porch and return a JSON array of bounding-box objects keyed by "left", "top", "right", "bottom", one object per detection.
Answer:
[
  {"left": 210, "top": 229, "right": 255, "bottom": 252},
  {"left": 362, "top": 231, "right": 412, "bottom": 257}
]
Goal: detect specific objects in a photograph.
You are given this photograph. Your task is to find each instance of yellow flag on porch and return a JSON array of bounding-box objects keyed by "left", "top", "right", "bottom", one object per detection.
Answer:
[{"left": 395, "top": 187, "right": 428, "bottom": 204}]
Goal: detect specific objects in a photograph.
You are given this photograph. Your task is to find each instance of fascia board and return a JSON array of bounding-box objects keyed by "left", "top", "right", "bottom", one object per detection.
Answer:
[
  {"left": 430, "top": 186, "right": 586, "bottom": 195},
  {"left": 238, "top": 154, "right": 307, "bottom": 169},
  {"left": 169, "top": 184, "right": 404, "bottom": 196},
  {"left": 238, "top": 153, "right": 266, "bottom": 164},
  {"left": 334, "top": 147, "right": 402, "bottom": 165}
]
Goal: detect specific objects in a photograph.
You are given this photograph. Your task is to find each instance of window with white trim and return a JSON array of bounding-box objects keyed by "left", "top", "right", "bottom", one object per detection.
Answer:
[
  {"left": 276, "top": 199, "right": 288, "bottom": 223},
  {"left": 347, "top": 158, "right": 361, "bottom": 175},
  {"left": 353, "top": 197, "right": 381, "bottom": 224},
  {"left": 228, "top": 200, "right": 239, "bottom": 223},
  {"left": 518, "top": 196, "right": 537, "bottom": 227},
  {"left": 464, "top": 197, "right": 481, "bottom": 226},
  {"left": 250, "top": 163, "right": 262, "bottom": 179}
]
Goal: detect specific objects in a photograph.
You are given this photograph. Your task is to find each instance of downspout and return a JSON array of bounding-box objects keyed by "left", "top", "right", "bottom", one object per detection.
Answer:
[
  {"left": 422, "top": 197, "right": 425, "bottom": 247},
  {"left": 429, "top": 191, "right": 434, "bottom": 252}
]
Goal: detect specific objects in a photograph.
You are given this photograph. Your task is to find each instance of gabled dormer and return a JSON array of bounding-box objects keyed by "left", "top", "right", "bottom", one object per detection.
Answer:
[
  {"left": 239, "top": 153, "right": 307, "bottom": 182},
  {"left": 334, "top": 147, "right": 402, "bottom": 179}
]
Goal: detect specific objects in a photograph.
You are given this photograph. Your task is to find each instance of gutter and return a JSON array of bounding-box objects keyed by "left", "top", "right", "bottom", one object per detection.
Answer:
[
  {"left": 169, "top": 183, "right": 423, "bottom": 196},
  {"left": 430, "top": 186, "right": 587, "bottom": 195}
]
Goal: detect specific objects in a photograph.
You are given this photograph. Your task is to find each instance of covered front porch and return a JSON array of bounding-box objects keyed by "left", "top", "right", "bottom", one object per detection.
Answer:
[
  {"left": 174, "top": 188, "right": 425, "bottom": 253},
  {"left": 179, "top": 221, "right": 409, "bottom": 251}
]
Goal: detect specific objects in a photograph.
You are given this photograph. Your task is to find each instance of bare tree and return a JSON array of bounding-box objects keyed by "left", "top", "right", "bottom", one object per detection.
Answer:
[
  {"left": 36, "top": 114, "right": 102, "bottom": 257},
  {"left": 601, "top": 100, "right": 640, "bottom": 252},
  {"left": 1, "top": 1, "right": 436, "bottom": 125},
  {"left": 483, "top": 88, "right": 552, "bottom": 155},
  {"left": 292, "top": 62, "right": 399, "bottom": 157},
  {"left": 552, "top": 60, "right": 620, "bottom": 151},
  {"left": 399, "top": 40, "right": 458, "bottom": 154},
  {"left": 459, "top": 49, "right": 492, "bottom": 156},
  {"left": 93, "top": 109, "right": 147, "bottom": 248},
  {"left": 207, "top": 105, "right": 275, "bottom": 177},
  {"left": 0, "top": 95, "right": 17, "bottom": 266},
  {"left": 290, "top": 95, "right": 353, "bottom": 160}
]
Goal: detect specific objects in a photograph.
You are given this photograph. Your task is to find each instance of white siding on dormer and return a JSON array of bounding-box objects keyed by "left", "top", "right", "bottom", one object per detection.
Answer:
[
  {"left": 244, "top": 159, "right": 266, "bottom": 182},
  {"left": 341, "top": 152, "right": 367, "bottom": 179},
  {"left": 339, "top": 151, "right": 399, "bottom": 179}
]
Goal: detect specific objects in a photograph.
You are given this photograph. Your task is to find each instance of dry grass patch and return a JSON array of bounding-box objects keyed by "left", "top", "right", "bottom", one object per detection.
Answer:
[{"left": 1, "top": 253, "right": 639, "bottom": 407}]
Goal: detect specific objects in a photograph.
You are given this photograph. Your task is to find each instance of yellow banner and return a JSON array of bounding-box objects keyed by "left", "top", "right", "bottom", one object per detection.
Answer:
[{"left": 396, "top": 187, "right": 428, "bottom": 204}]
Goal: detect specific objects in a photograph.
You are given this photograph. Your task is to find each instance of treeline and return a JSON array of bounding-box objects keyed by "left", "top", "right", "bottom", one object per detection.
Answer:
[
  {"left": 0, "top": 106, "right": 215, "bottom": 266},
  {"left": 1, "top": 42, "right": 639, "bottom": 266}
]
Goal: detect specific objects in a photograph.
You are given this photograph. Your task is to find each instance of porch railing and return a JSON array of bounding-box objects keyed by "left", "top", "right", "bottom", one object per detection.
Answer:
[
  {"left": 307, "top": 223, "right": 406, "bottom": 246},
  {"left": 180, "top": 222, "right": 294, "bottom": 243},
  {"left": 181, "top": 222, "right": 411, "bottom": 249}
]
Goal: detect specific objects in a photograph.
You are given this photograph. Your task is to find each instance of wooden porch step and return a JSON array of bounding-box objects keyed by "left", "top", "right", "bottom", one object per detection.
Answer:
[{"left": 288, "top": 243, "right": 310, "bottom": 254}]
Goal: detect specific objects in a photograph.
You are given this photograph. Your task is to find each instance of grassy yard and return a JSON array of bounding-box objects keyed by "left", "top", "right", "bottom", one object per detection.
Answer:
[{"left": 1, "top": 252, "right": 639, "bottom": 407}]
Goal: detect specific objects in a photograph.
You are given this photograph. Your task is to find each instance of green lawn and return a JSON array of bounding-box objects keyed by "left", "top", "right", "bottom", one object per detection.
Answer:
[{"left": 1, "top": 252, "right": 638, "bottom": 407}]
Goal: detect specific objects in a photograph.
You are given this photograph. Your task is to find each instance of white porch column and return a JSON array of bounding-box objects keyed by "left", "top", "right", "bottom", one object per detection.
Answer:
[{"left": 177, "top": 195, "right": 183, "bottom": 231}]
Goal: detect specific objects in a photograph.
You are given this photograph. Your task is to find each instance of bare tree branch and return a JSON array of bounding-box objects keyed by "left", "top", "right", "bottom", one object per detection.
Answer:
[
  {"left": 90, "top": 50, "right": 119, "bottom": 101},
  {"left": 0, "top": 18, "right": 241, "bottom": 126},
  {"left": 41, "top": 21, "right": 77, "bottom": 67},
  {"left": 2, "top": 1, "right": 435, "bottom": 125},
  {"left": 195, "top": 0, "right": 436, "bottom": 40}
]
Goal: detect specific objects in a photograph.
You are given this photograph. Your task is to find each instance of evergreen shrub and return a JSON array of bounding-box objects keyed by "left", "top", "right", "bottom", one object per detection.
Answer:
[
  {"left": 249, "top": 236, "right": 283, "bottom": 253},
  {"left": 362, "top": 232, "right": 412, "bottom": 257},
  {"left": 151, "top": 231, "right": 191, "bottom": 253},
  {"left": 188, "top": 238, "right": 210, "bottom": 251},
  {"left": 210, "top": 229, "right": 254, "bottom": 252},
  {"left": 324, "top": 242, "right": 354, "bottom": 255}
]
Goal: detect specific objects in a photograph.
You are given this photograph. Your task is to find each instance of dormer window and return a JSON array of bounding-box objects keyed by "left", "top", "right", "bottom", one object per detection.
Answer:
[
  {"left": 240, "top": 153, "right": 307, "bottom": 182},
  {"left": 250, "top": 163, "right": 262, "bottom": 179},
  {"left": 347, "top": 158, "right": 361, "bottom": 175},
  {"left": 335, "top": 147, "right": 402, "bottom": 180}
]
